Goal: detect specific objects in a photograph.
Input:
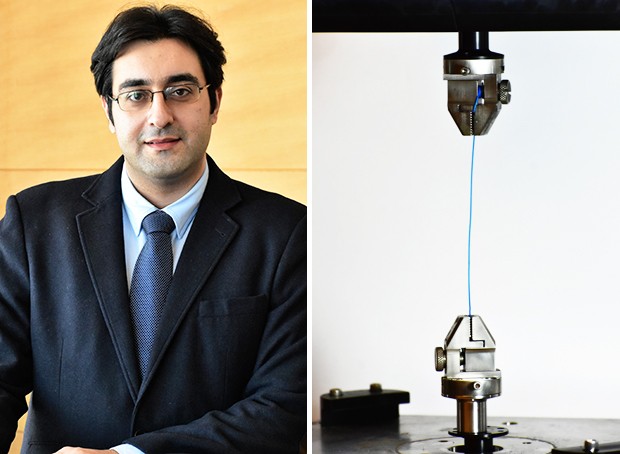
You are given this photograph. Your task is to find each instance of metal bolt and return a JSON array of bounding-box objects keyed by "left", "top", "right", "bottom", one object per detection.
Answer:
[
  {"left": 369, "top": 383, "right": 382, "bottom": 393},
  {"left": 473, "top": 382, "right": 482, "bottom": 390},
  {"left": 461, "top": 67, "right": 471, "bottom": 75},
  {"left": 584, "top": 439, "right": 599, "bottom": 453},
  {"left": 329, "top": 388, "right": 343, "bottom": 398}
]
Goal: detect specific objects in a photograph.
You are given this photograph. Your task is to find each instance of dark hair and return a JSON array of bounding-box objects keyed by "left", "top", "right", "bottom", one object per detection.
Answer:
[{"left": 91, "top": 4, "right": 226, "bottom": 118}]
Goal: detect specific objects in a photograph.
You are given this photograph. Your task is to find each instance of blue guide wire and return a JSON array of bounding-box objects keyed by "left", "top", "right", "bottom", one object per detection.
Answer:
[{"left": 468, "top": 85, "right": 483, "bottom": 318}]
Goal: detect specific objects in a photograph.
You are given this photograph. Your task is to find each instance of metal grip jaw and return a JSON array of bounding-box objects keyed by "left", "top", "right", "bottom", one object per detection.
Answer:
[
  {"left": 444, "top": 31, "right": 511, "bottom": 136},
  {"left": 435, "top": 315, "right": 507, "bottom": 453}
]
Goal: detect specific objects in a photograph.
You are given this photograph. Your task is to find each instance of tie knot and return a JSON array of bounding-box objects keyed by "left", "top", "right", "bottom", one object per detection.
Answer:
[{"left": 142, "top": 210, "right": 175, "bottom": 235}]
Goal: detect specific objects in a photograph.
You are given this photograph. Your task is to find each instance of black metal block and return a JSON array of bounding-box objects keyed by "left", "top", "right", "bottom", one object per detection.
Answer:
[{"left": 320, "top": 386, "right": 410, "bottom": 426}]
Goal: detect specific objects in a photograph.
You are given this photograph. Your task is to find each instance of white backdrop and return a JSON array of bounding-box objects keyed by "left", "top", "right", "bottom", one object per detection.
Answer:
[{"left": 312, "top": 31, "right": 620, "bottom": 422}]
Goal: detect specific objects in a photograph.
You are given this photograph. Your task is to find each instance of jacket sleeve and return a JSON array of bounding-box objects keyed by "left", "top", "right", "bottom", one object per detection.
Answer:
[
  {"left": 126, "top": 214, "right": 307, "bottom": 454},
  {"left": 0, "top": 196, "right": 33, "bottom": 452}
]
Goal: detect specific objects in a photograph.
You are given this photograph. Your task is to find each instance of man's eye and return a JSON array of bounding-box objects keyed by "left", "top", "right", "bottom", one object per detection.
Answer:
[
  {"left": 167, "top": 86, "right": 193, "bottom": 99},
  {"left": 123, "top": 91, "right": 149, "bottom": 103}
]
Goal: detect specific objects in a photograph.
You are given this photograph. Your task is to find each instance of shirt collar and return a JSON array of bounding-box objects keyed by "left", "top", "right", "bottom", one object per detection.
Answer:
[{"left": 121, "top": 159, "right": 209, "bottom": 239}]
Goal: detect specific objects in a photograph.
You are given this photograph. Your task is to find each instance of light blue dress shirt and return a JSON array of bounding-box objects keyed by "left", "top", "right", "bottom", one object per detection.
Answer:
[
  {"left": 121, "top": 161, "right": 209, "bottom": 286},
  {"left": 112, "top": 159, "right": 209, "bottom": 454}
]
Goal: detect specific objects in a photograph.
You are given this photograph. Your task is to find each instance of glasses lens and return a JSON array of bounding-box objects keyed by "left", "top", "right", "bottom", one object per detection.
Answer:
[
  {"left": 118, "top": 90, "right": 152, "bottom": 112},
  {"left": 164, "top": 85, "right": 201, "bottom": 103}
]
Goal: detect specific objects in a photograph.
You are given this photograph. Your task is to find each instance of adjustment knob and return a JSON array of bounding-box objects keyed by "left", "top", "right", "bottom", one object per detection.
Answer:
[
  {"left": 499, "top": 79, "right": 511, "bottom": 104},
  {"left": 435, "top": 347, "right": 447, "bottom": 371}
]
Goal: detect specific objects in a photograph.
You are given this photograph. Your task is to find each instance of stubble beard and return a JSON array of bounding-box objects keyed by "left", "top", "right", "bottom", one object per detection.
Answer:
[{"left": 128, "top": 145, "right": 206, "bottom": 191}]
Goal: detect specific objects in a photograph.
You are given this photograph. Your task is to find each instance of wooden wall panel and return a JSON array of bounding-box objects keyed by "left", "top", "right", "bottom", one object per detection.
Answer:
[
  {"left": 9, "top": 415, "right": 25, "bottom": 454},
  {"left": 1, "top": 1, "right": 306, "bottom": 451},
  {"left": 0, "top": 0, "right": 306, "bottom": 202},
  {"left": 228, "top": 169, "right": 307, "bottom": 204}
]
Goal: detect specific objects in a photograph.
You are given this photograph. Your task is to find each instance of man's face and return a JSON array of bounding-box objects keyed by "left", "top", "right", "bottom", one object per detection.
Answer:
[{"left": 104, "top": 38, "right": 221, "bottom": 191}]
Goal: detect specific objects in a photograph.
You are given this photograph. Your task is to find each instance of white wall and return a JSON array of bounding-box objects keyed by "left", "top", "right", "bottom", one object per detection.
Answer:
[{"left": 312, "top": 31, "right": 620, "bottom": 422}]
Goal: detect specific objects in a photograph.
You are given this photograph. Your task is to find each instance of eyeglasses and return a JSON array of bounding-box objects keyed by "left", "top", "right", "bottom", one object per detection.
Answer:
[{"left": 109, "top": 83, "right": 209, "bottom": 112}]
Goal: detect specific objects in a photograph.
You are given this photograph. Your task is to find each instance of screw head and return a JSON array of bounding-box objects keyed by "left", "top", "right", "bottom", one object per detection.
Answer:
[
  {"left": 329, "top": 388, "right": 343, "bottom": 398},
  {"left": 584, "top": 439, "right": 599, "bottom": 453}
]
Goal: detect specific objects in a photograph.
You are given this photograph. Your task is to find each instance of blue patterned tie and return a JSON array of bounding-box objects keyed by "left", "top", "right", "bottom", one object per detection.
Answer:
[{"left": 129, "top": 210, "right": 175, "bottom": 379}]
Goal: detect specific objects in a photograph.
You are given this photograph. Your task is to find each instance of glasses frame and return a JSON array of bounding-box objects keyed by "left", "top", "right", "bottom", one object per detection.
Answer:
[{"left": 109, "top": 83, "right": 210, "bottom": 112}]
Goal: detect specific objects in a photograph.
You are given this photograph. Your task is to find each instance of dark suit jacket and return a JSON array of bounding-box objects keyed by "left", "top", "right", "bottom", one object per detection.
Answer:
[{"left": 0, "top": 156, "right": 307, "bottom": 453}]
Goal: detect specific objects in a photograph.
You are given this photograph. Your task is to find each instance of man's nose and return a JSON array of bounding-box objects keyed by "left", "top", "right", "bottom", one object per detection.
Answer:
[{"left": 148, "top": 92, "right": 174, "bottom": 129}]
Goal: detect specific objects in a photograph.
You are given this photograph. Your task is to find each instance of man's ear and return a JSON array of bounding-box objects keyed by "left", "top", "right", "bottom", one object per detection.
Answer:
[
  {"left": 100, "top": 95, "right": 115, "bottom": 133},
  {"left": 210, "top": 87, "right": 223, "bottom": 124}
]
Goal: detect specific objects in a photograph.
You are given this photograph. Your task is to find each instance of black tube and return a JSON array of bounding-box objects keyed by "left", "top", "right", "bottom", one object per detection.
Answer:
[
  {"left": 460, "top": 31, "right": 488, "bottom": 53},
  {"left": 446, "top": 31, "right": 504, "bottom": 60},
  {"left": 313, "top": 0, "right": 620, "bottom": 33}
]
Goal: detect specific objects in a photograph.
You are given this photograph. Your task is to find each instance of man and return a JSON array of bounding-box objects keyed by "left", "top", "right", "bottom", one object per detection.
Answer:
[{"left": 0, "top": 5, "right": 306, "bottom": 454}]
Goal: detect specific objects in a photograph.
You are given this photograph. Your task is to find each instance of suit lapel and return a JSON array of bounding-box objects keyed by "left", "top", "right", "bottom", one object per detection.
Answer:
[{"left": 76, "top": 158, "right": 142, "bottom": 400}]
